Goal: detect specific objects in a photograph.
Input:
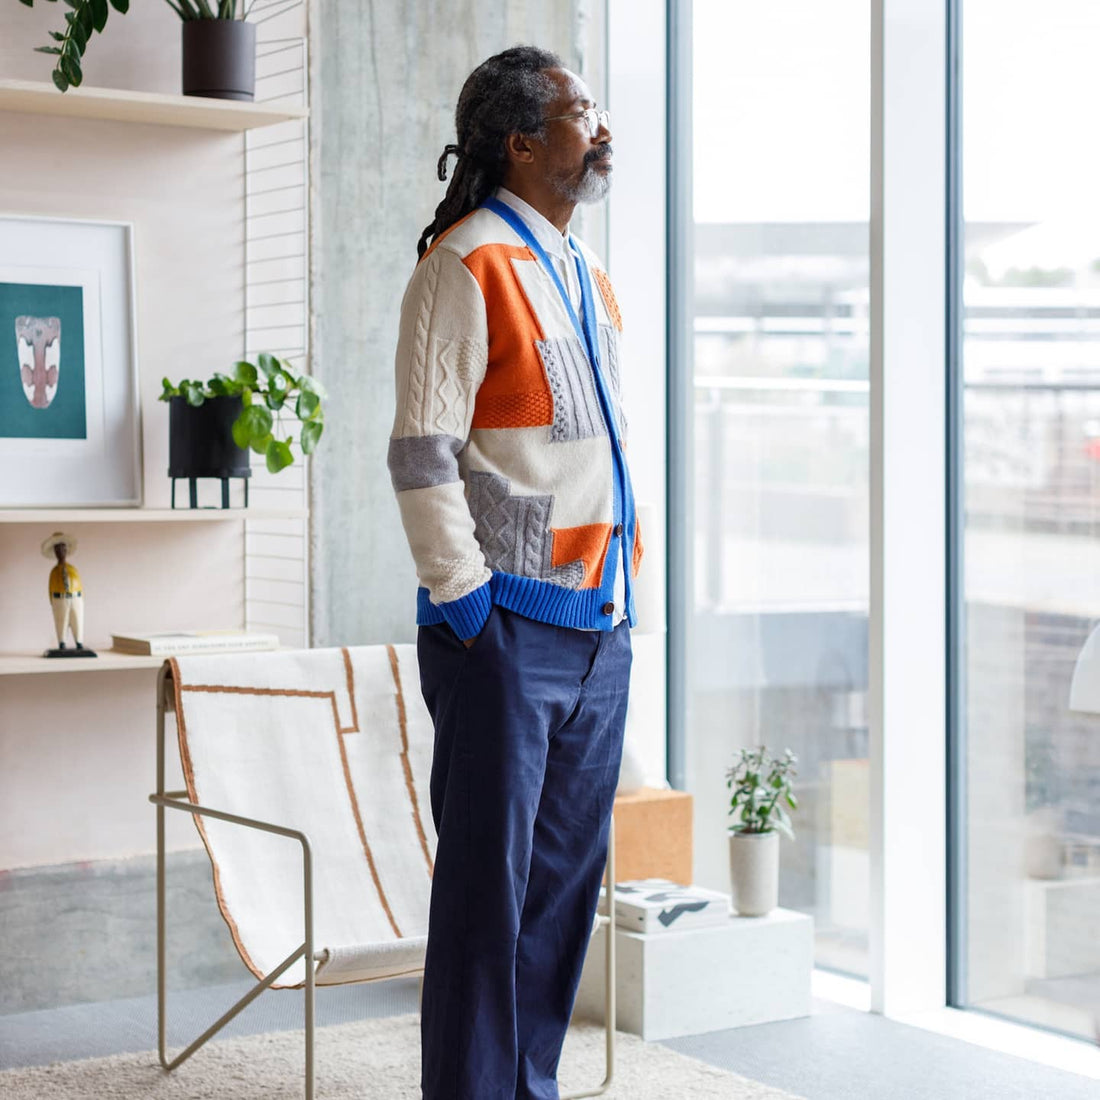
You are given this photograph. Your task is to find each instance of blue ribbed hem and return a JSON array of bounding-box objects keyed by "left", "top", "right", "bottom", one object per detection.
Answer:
[
  {"left": 427, "top": 582, "right": 492, "bottom": 640},
  {"left": 415, "top": 574, "right": 637, "bottom": 633}
]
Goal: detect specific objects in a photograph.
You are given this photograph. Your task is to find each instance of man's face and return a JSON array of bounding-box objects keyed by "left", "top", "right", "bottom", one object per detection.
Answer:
[{"left": 536, "top": 68, "right": 613, "bottom": 204}]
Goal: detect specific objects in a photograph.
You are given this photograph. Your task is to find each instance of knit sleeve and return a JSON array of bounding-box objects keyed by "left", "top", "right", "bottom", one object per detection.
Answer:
[{"left": 388, "top": 245, "right": 492, "bottom": 638}]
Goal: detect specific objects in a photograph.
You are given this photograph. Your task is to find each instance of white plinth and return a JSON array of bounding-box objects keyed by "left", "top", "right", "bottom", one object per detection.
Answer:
[{"left": 574, "top": 907, "right": 813, "bottom": 1040}]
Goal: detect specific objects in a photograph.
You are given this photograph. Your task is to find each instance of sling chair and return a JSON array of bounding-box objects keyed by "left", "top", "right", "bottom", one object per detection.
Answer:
[{"left": 150, "top": 644, "right": 617, "bottom": 1099}]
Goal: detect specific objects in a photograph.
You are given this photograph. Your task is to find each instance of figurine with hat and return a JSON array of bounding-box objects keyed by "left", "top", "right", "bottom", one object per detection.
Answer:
[{"left": 41, "top": 531, "right": 96, "bottom": 659}]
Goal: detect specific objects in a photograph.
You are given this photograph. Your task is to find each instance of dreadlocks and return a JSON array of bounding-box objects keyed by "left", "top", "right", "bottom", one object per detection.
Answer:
[{"left": 416, "top": 46, "right": 563, "bottom": 259}]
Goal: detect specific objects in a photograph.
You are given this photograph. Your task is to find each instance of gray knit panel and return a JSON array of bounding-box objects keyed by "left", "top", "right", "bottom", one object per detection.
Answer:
[
  {"left": 465, "top": 470, "right": 584, "bottom": 590},
  {"left": 537, "top": 335, "right": 605, "bottom": 443},
  {"left": 387, "top": 434, "right": 465, "bottom": 491},
  {"left": 599, "top": 324, "right": 627, "bottom": 437}
]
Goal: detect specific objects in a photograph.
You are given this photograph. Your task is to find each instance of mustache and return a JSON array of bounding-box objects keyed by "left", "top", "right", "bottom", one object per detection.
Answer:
[{"left": 584, "top": 145, "right": 613, "bottom": 167}]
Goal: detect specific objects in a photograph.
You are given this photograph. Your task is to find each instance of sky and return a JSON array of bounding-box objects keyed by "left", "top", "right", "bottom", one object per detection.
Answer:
[{"left": 693, "top": 0, "right": 1100, "bottom": 226}]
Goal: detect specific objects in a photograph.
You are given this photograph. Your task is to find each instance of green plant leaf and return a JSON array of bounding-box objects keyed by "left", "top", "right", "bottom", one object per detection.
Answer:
[
  {"left": 90, "top": 0, "right": 108, "bottom": 31},
  {"left": 52, "top": 68, "right": 70, "bottom": 93},
  {"left": 297, "top": 373, "right": 327, "bottom": 399},
  {"left": 208, "top": 376, "right": 230, "bottom": 397},
  {"left": 237, "top": 403, "right": 273, "bottom": 446},
  {"left": 264, "top": 390, "right": 287, "bottom": 411},
  {"left": 233, "top": 359, "right": 258, "bottom": 387},
  {"left": 66, "top": 12, "right": 88, "bottom": 51},
  {"left": 108, "top": 0, "right": 129, "bottom": 11},
  {"left": 18, "top": 0, "right": 36, "bottom": 9},
  {"left": 300, "top": 419, "right": 323, "bottom": 454},
  {"left": 182, "top": 380, "right": 206, "bottom": 407},
  {"left": 159, "top": 377, "right": 177, "bottom": 401},
  {"left": 257, "top": 352, "right": 279, "bottom": 379},
  {"left": 35, "top": 46, "right": 63, "bottom": 54},
  {"left": 249, "top": 431, "right": 273, "bottom": 455},
  {"left": 295, "top": 390, "right": 320, "bottom": 420},
  {"left": 59, "top": 53, "right": 82, "bottom": 86},
  {"left": 266, "top": 438, "right": 294, "bottom": 474},
  {"left": 787, "top": 793, "right": 798, "bottom": 810}
]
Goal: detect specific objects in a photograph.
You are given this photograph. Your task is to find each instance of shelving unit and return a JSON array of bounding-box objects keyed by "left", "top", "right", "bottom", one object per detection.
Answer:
[
  {"left": 1, "top": 21, "right": 312, "bottom": 674},
  {"left": 0, "top": 78, "right": 307, "bottom": 132}
]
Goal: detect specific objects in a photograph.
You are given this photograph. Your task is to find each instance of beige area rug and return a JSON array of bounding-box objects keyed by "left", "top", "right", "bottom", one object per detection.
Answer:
[{"left": 0, "top": 1014, "right": 804, "bottom": 1099}]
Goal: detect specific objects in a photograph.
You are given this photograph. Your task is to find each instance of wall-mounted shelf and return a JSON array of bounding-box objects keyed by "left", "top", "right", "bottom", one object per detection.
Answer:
[
  {"left": 0, "top": 650, "right": 165, "bottom": 676},
  {"left": 0, "top": 645, "right": 298, "bottom": 676},
  {"left": 0, "top": 78, "right": 308, "bottom": 132},
  {"left": 0, "top": 508, "right": 308, "bottom": 524}
]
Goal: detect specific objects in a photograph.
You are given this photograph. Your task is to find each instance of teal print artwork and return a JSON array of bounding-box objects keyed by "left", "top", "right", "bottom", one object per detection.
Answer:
[{"left": 0, "top": 281, "right": 87, "bottom": 440}]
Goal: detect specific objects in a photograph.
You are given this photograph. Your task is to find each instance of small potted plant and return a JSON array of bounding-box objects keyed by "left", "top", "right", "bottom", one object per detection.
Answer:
[
  {"left": 726, "top": 746, "right": 798, "bottom": 917},
  {"left": 19, "top": 0, "right": 257, "bottom": 100},
  {"left": 160, "top": 353, "right": 324, "bottom": 505}
]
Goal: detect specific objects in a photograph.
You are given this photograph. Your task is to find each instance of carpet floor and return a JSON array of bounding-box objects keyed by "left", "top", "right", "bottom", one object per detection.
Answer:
[{"left": 0, "top": 1012, "right": 804, "bottom": 1099}]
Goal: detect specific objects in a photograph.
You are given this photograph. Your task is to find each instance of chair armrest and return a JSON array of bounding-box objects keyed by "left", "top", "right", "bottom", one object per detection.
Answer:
[{"left": 148, "top": 791, "right": 312, "bottom": 853}]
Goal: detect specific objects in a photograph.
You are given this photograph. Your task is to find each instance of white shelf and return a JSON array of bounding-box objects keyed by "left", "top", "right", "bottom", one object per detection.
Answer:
[
  {"left": 0, "top": 650, "right": 165, "bottom": 676},
  {"left": 0, "top": 78, "right": 307, "bottom": 132},
  {"left": 1, "top": 645, "right": 299, "bottom": 676},
  {"left": 0, "top": 508, "right": 308, "bottom": 524}
]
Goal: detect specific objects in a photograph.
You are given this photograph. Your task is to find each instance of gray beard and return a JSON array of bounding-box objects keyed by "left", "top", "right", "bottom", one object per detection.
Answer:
[{"left": 552, "top": 162, "right": 611, "bottom": 204}]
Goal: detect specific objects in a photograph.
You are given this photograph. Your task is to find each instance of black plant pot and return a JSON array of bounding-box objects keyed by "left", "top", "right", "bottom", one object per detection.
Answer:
[
  {"left": 181, "top": 20, "right": 257, "bottom": 102},
  {"left": 169, "top": 395, "right": 252, "bottom": 479}
]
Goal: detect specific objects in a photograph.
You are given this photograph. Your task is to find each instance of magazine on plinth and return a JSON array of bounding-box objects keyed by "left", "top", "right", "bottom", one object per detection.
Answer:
[
  {"left": 110, "top": 629, "right": 281, "bottom": 656},
  {"left": 597, "top": 878, "right": 732, "bottom": 934}
]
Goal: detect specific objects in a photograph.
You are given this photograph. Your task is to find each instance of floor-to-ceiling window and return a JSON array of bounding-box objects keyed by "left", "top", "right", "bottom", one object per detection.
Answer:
[
  {"left": 687, "top": 0, "right": 871, "bottom": 976},
  {"left": 959, "top": 0, "right": 1100, "bottom": 1038}
]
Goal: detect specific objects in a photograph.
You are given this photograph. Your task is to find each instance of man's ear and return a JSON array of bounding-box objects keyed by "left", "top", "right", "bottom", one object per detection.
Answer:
[{"left": 504, "top": 131, "right": 538, "bottom": 167}]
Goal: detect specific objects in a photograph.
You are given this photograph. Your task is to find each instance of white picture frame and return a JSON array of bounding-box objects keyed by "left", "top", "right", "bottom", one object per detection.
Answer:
[{"left": 0, "top": 214, "right": 141, "bottom": 507}]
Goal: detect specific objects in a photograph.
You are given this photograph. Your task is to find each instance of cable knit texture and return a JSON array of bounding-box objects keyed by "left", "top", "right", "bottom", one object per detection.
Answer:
[{"left": 389, "top": 203, "right": 642, "bottom": 638}]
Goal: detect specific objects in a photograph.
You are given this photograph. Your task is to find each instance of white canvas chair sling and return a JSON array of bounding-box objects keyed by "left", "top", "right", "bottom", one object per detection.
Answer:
[{"left": 150, "top": 643, "right": 617, "bottom": 1099}]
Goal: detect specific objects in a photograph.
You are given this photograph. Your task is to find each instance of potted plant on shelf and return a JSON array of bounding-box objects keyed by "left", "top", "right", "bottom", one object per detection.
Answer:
[
  {"left": 726, "top": 746, "right": 798, "bottom": 917},
  {"left": 160, "top": 353, "right": 324, "bottom": 508},
  {"left": 17, "top": 0, "right": 257, "bottom": 100}
]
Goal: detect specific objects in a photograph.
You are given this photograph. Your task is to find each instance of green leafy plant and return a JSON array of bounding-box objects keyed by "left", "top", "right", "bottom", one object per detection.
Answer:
[
  {"left": 159, "top": 354, "right": 325, "bottom": 474},
  {"left": 726, "top": 746, "right": 799, "bottom": 838},
  {"left": 16, "top": 0, "right": 254, "bottom": 93}
]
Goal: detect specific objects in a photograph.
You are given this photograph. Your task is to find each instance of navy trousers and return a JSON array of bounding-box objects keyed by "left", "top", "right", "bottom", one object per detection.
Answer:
[{"left": 417, "top": 605, "right": 631, "bottom": 1100}]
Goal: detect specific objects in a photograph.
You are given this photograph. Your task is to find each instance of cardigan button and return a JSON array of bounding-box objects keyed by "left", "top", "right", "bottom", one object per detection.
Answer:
[
  {"left": 613, "top": 523, "right": 624, "bottom": 537},
  {"left": 602, "top": 601, "right": 615, "bottom": 616}
]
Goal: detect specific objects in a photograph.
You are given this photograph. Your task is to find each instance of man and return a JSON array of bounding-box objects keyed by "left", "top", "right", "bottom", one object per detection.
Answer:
[{"left": 388, "top": 45, "right": 643, "bottom": 1100}]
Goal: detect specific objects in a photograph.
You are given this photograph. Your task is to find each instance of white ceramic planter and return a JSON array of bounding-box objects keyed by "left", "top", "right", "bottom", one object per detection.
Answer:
[{"left": 729, "top": 829, "right": 779, "bottom": 916}]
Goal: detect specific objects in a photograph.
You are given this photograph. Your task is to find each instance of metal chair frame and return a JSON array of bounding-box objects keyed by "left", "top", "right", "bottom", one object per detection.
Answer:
[{"left": 150, "top": 660, "right": 617, "bottom": 1099}]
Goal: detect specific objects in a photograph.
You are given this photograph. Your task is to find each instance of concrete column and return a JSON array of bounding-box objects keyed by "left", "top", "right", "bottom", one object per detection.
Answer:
[{"left": 310, "top": 0, "right": 607, "bottom": 645}]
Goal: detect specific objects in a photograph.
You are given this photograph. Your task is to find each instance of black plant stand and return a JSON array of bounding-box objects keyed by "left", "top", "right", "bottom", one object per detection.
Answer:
[{"left": 171, "top": 474, "right": 251, "bottom": 510}]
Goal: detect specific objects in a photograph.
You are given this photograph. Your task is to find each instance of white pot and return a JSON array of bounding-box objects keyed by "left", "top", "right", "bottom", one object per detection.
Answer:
[{"left": 728, "top": 829, "right": 779, "bottom": 916}]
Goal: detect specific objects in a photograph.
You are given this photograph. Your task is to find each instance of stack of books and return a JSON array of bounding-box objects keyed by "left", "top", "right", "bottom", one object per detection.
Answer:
[
  {"left": 110, "top": 629, "right": 280, "bottom": 656},
  {"left": 598, "top": 878, "right": 732, "bottom": 934}
]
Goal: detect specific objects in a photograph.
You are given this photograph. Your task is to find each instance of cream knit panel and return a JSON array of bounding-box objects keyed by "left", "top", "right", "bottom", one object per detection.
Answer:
[
  {"left": 396, "top": 483, "right": 492, "bottom": 605},
  {"left": 392, "top": 247, "right": 488, "bottom": 442}
]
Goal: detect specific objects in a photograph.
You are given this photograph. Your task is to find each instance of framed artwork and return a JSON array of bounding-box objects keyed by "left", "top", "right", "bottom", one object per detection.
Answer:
[{"left": 0, "top": 215, "right": 141, "bottom": 507}]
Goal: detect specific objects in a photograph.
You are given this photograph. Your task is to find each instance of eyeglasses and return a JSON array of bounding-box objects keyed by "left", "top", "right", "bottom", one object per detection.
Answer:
[{"left": 542, "top": 107, "right": 610, "bottom": 139}]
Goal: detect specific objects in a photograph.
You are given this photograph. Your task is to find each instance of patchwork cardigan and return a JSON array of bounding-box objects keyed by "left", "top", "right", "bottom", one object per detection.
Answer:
[{"left": 388, "top": 202, "right": 642, "bottom": 638}]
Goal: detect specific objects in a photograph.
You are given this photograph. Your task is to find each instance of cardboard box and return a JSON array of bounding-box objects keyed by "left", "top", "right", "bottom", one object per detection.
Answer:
[{"left": 613, "top": 786, "right": 693, "bottom": 885}]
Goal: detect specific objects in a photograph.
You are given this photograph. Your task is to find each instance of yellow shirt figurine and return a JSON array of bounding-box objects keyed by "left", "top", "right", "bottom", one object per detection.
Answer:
[{"left": 41, "top": 530, "right": 96, "bottom": 658}]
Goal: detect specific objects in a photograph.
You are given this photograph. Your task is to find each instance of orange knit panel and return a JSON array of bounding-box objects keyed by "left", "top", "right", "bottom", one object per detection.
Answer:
[
  {"left": 592, "top": 267, "right": 623, "bottom": 331},
  {"left": 464, "top": 244, "right": 553, "bottom": 429},
  {"left": 551, "top": 523, "right": 613, "bottom": 590},
  {"left": 632, "top": 515, "right": 645, "bottom": 578}
]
